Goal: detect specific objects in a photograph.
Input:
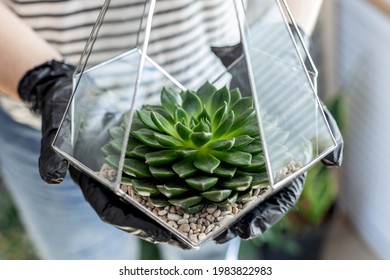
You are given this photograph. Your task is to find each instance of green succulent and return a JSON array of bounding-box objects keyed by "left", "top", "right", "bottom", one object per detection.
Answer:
[{"left": 102, "top": 82, "right": 270, "bottom": 213}]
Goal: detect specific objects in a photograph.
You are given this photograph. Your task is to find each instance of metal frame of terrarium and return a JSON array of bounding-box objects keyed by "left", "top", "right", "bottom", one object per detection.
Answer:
[{"left": 53, "top": 0, "right": 338, "bottom": 248}]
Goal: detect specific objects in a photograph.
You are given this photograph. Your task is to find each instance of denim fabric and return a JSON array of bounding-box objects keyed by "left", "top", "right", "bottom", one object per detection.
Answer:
[{"left": 0, "top": 107, "right": 236, "bottom": 260}]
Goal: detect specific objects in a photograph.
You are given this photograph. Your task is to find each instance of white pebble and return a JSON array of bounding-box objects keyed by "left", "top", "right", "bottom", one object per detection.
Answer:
[
  {"left": 198, "top": 233, "right": 207, "bottom": 241},
  {"left": 213, "top": 209, "right": 221, "bottom": 218},
  {"left": 177, "top": 219, "right": 188, "bottom": 225},
  {"left": 167, "top": 213, "right": 182, "bottom": 221},
  {"left": 178, "top": 224, "right": 190, "bottom": 233},
  {"left": 158, "top": 210, "right": 168, "bottom": 216}
]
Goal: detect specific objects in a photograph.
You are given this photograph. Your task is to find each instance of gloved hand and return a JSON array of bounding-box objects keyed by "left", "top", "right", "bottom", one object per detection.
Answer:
[
  {"left": 69, "top": 167, "right": 178, "bottom": 245},
  {"left": 214, "top": 106, "right": 344, "bottom": 243},
  {"left": 18, "top": 60, "right": 74, "bottom": 184},
  {"left": 18, "top": 59, "right": 190, "bottom": 248}
]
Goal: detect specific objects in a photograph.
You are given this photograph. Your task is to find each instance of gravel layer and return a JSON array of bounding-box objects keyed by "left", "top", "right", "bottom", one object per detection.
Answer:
[{"left": 98, "top": 163, "right": 272, "bottom": 244}]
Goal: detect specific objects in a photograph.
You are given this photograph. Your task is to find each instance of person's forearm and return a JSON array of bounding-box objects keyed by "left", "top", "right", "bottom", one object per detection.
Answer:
[
  {"left": 0, "top": 2, "right": 62, "bottom": 99},
  {"left": 285, "top": 0, "right": 323, "bottom": 36}
]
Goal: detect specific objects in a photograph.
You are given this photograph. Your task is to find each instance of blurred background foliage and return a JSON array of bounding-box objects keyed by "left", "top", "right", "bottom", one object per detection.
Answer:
[{"left": 0, "top": 182, "right": 38, "bottom": 260}]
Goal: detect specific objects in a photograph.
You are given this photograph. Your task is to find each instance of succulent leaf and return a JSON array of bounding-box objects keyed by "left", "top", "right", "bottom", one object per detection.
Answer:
[
  {"left": 229, "top": 88, "right": 242, "bottom": 105},
  {"left": 201, "top": 189, "right": 232, "bottom": 203},
  {"left": 149, "top": 196, "right": 171, "bottom": 207},
  {"left": 193, "top": 153, "right": 221, "bottom": 174},
  {"left": 169, "top": 196, "right": 203, "bottom": 208},
  {"left": 213, "top": 150, "right": 252, "bottom": 167},
  {"left": 109, "top": 126, "right": 125, "bottom": 139},
  {"left": 154, "top": 133, "right": 183, "bottom": 148},
  {"left": 175, "top": 122, "right": 192, "bottom": 141},
  {"left": 137, "top": 110, "right": 161, "bottom": 132},
  {"left": 156, "top": 183, "right": 189, "bottom": 198},
  {"left": 161, "top": 87, "right": 182, "bottom": 116},
  {"left": 106, "top": 155, "right": 120, "bottom": 169},
  {"left": 123, "top": 158, "right": 152, "bottom": 178},
  {"left": 185, "top": 176, "right": 218, "bottom": 191},
  {"left": 182, "top": 90, "right": 203, "bottom": 117},
  {"left": 172, "top": 158, "right": 197, "bottom": 179},
  {"left": 196, "top": 81, "right": 217, "bottom": 104},
  {"left": 145, "top": 150, "right": 180, "bottom": 166},
  {"left": 149, "top": 166, "right": 176, "bottom": 180},
  {"left": 132, "top": 128, "right": 164, "bottom": 148},
  {"left": 213, "top": 110, "right": 235, "bottom": 139},
  {"left": 151, "top": 111, "right": 177, "bottom": 137},
  {"left": 207, "top": 138, "right": 235, "bottom": 151},
  {"left": 190, "top": 132, "right": 212, "bottom": 147},
  {"left": 210, "top": 86, "right": 231, "bottom": 112},
  {"left": 127, "top": 145, "right": 153, "bottom": 159},
  {"left": 132, "top": 180, "right": 160, "bottom": 196},
  {"left": 221, "top": 175, "right": 253, "bottom": 191},
  {"left": 174, "top": 106, "right": 189, "bottom": 125}
]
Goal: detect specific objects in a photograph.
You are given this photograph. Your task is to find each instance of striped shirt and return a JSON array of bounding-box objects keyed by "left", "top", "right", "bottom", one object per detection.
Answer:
[{"left": 1, "top": 0, "right": 240, "bottom": 128}]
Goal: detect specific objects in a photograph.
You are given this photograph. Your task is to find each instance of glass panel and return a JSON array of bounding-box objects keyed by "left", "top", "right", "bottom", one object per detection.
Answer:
[
  {"left": 241, "top": 0, "right": 337, "bottom": 187},
  {"left": 53, "top": 0, "right": 156, "bottom": 190}
]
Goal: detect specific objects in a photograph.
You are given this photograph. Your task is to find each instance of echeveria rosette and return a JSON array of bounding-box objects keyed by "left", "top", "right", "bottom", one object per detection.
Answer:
[{"left": 102, "top": 82, "right": 270, "bottom": 213}]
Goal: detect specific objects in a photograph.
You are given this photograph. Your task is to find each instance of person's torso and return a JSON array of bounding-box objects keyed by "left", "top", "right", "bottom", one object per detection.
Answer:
[{"left": 1, "top": 0, "right": 240, "bottom": 128}]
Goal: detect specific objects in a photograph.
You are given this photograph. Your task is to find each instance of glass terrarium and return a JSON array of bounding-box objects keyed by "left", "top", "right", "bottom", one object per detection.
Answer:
[{"left": 53, "top": 0, "right": 337, "bottom": 248}]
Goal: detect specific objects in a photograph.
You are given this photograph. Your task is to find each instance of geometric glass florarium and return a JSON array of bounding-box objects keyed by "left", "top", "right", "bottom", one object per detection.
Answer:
[{"left": 53, "top": 0, "right": 337, "bottom": 248}]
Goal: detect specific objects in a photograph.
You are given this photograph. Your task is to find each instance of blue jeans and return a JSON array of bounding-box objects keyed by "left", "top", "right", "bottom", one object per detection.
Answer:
[{"left": 0, "top": 107, "right": 238, "bottom": 260}]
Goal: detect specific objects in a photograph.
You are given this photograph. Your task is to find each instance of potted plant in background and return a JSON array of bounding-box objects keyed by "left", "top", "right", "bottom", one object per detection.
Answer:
[{"left": 239, "top": 94, "right": 346, "bottom": 260}]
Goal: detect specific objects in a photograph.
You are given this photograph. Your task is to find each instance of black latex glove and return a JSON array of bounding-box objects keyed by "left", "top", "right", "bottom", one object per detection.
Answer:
[
  {"left": 18, "top": 60, "right": 189, "bottom": 248},
  {"left": 69, "top": 167, "right": 178, "bottom": 245},
  {"left": 18, "top": 60, "right": 74, "bottom": 184},
  {"left": 214, "top": 106, "right": 344, "bottom": 244}
]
